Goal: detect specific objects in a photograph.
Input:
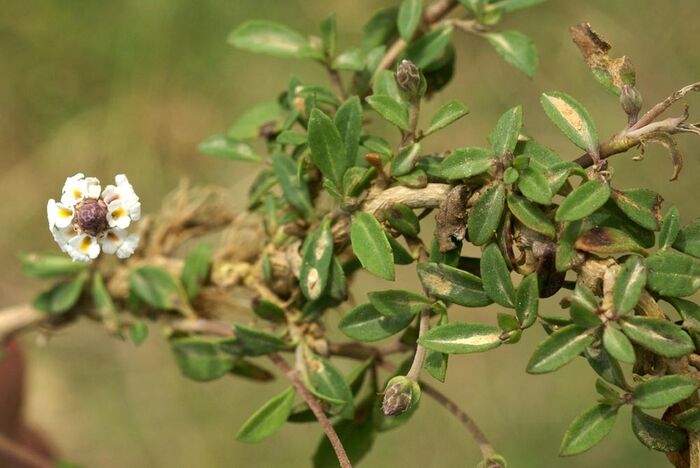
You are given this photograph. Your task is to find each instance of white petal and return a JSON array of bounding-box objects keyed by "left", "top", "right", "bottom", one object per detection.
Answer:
[
  {"left": 61, "top": 173, "right": 84, "bottom": 194},
  {"left": 116, "top": 234, "right": 139, "bottom": 259},
  {"left": 69, "top": 234, "right": 100, "bottom": 262},
  {"left": 99, "top": 228, "right": 125, "bottom": 254},
  {"left": 85, "top": 177, "right": 102, "bottom": 199},
  {"left": 49, "top": 201, "right": 74, "bottom": 229},
  {"left": 115, "top": 174, "right": 129, "bottom": 186},
  {"left": 128, "top": 202, "right": 141, "bottom": 221},
  {"left": 50, "top": 225, "right": 76, "bottom": 253},
  {"left": 107, "top": 201, "right": 131, "bottom": 229}
]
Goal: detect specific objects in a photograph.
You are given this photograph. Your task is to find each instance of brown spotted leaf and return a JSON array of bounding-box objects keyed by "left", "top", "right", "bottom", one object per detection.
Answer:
[
  {"left": 569, "top": 23, "right": 635, "bottom": 95},
  {"left": 574, "top": 227, "right": 646, "bottom": 256}
]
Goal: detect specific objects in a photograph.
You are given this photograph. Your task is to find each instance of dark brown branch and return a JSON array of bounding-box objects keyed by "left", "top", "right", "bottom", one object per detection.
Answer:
[
  {"left": 268, "top": 353, "right": 352, "bottom": 468},
  {"left": 0, "top": 433, "right": 54, "bottom": 468}
]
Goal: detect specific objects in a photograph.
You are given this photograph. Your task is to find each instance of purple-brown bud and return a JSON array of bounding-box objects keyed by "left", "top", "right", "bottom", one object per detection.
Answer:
[
  {"left": 620, "top": 85, "right": 642, "bottom": 124},
  {"left": 75, "top": 198, "right": 109, "bottom": 236},
  {"left": 395, "top": 60, "right": 426, "bottom": 99},
  {"left": 381, "top": 375, "right": 421, "bottom": 416}
]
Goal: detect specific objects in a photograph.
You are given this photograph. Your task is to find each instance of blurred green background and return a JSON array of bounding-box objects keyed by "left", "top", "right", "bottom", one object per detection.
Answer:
[{"left": 2, "top": 0, "right": 700, "bottom": 466}]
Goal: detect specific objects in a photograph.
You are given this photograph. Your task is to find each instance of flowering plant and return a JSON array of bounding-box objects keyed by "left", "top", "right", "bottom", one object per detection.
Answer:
[{"left": 4, "top": 1, "right": 700, "bottom": 467}]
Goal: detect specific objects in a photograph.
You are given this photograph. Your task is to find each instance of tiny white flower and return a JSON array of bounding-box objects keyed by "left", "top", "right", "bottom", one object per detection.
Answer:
[{"left": 47, "top": 173, "right": 141, "bottom": 263}]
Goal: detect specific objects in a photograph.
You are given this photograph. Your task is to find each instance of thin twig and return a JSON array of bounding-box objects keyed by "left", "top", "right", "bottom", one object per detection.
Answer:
[
  {"left": 268, "top": 353, "right": 352, "bottom": 468},
  {"left": 631, "top": 82, "right": 700, "bottom": 131},
  {"left": 0, "top": 433, "right": 54, "bottom": 468},
  {"left": 325, "top": 64, "right": 347, "bottom": 101},
  {"left": 406, "top": 307, "right": 431, "bottom": 381}
]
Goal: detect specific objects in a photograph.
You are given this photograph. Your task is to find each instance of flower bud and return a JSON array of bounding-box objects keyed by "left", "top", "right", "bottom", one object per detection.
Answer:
[
  {"left": 395, "top": 60, "right": 426, "bottom": 99},
  {"left": 477, "top": 454, "right": 508, "bottom": 468},
  {"left": 619, "top": 85, "right": 642, "bottom": 122},
  {"left": 381, "top": 375, "right": 421, "bottom": 416}
]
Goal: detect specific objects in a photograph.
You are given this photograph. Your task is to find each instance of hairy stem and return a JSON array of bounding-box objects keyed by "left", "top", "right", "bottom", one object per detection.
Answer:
[
  {"left": 268, "top": 353, "right": 352, "bottom": 468},
  {"left": 0, "top": 433, "right": 53, "bottom": 468},
  {"left": 405, "top": 307, "right": 430, "bottom": 381}
]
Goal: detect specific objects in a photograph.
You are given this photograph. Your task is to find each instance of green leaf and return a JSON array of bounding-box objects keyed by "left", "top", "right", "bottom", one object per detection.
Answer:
[
  {"left": 515, "top": 274, "right": 539, "bottom": 328},
  {"left": 33, "top": 271, "right": 88, "bottom": 315},
  {"left": 308, "top": 108, "right": 348, "bottom": 188},
  {"left": 675, "top": 407, "right": 700, "bottom": 432},
  {"left": 351, "top": 212, "right": 395, "bottom": 280},
  {"left": 612, "top": 256, "right": 646, "bottom": 314},
  {"left": 646, "top": 250, "right": 700, "bottom": 297},
  {"left": 386, "top": 203, "right": 420, "bottom": 237},
  {"left": 659, "top": 206, "right": 681, "bottom": 250},
  {"left": 569, "top": 284, "right": 601, "bottom": 328},
  {"left": 366, "top": 95, "right": 409, "bottom": 130},
  {"left": 299, "top": 223, "right": 334, "bottom": 300},
  {"left": 390, "top": 143, "right": 421, "bottom": 177},
  {"left": 540, "top": 91, "right": 598, "bottom": 153},
  {"left": 518, "top": 167, "right": 553, "bottom": 205},
  {"left": 526, "top": 325, "right": 596, "bottom": 374},
  {"left": 559, "top": 404, "right": 617, "bottom": 456},
  {"left": 92, "top": 272, "right": 119, "bottom": 332},
  {"left": 368, "top": 289, "right": 431, "bottom": 319},
  {"left": 402, "top": 25, "right": 453, "bottom": 68},
  {"left": 555, "top": 180, "right": 610, "bottom": 222},
  {"left": 339, "top": 303, "right": 414, "bottom": 342},
  {"left": 387, "top": 235, "right": 415, "bottom": 265},
  {"left": 327, "top": 256, "right": 348, "bottom": 301},
  {"left": 484, "top": 31, "right": 538, "bottom": 78},
  {"left": 418, "top": 322, "right": 503, "bottom": 354},
  {"left": 373, "top": 70, "right": 403, "bottom": 103},
  {"left": 574, "top": 227, "right": 645, "bottom": 256},
  {"left": 424, "top": 314, "right": 449, "bottom": 382},
  {"left": 426, "top": 100, "right": 469, "bottom": 135},
  {"left": 589, "top": 201, "right": 656, "bottom": 249},
  {"left": 397, "top": 0, "right": 422, "bottom": 40},
  {"left": 503, "top": 167, "right": 519, "bottom": 184},
  {"left": 228, "top": 20, "right": 320, "bottom": 59},
  {"left": 129, "top": 266, "right": 187, "bottom": 312},
  {"left": 229, "top": 325, "right": 292, "bottom": 356},
  {"left": 272, "top": 153, "right": 313, "bottom": 217},
  {"left": 19, "top": 252, "right": 87, "bottom": 278},
  {"left": 468, "top": 184, "right": 506, "bottom": 246},
  {"left": 228, "top": 100, "right": 281, "bottom": 139},
  {"left": 480, "top": 243, "right": 515, "bottom": 307},
  {"left": 181, "top": 244, "right": 212, "bottom": 300},
  {"left": 334, "top": 96, "right": 363, "bottom": 168},
  {"left": 306, "top": 353, "right": 354, "bottom": 418},
  {"left": 620, "top": 316, "right": 694, "bottom": 357},
  {"left": 631, "top": 407, "right": 688, "bottom": 453},
  {"left": 170, "top": 337, "right": 234, "bottom": 382},
  {"left": 585, "top": 346, "right": 627, "bottom": 389},
  {"left": 666, "top": 297, "right": 700, "bottom": 332},
  {"left": 633, "top": 375, "right": 698, "bottom": 409},
  {"left": 198, "top": 135, "right": 261, "bottom": 162},
  {"left": 129, "top": 320, "right": 148, "bottom": 346},
  {"left": 230, "top": 359, "right": 275, "bottom": 382},
  {"left": 237, "top": 386, "right": 296, "bottom": 443},
  {"left": 490, "top": 0, "right": 547, "bottom": 12},
  {"left": 417, "top": 262, "right": 492, "bottom": 307},
  {"left": 436, "top": 147, "right": 493, "bottom": 180},
  {"left": 252, "top": 298, "right": 286, "bottom": 323},
  {"left": 674, "top": 218, "right": 700, "bottom": 258},
  {"left": 611, "top": 188, "right": 662, "bottom": 231},
  {"left": 489, "top": 105, "right": 522, "bottom": 156},
  {"left": 506, "top": 193, "right": 555, "bottom": 238},
  {"left": 556, "top": 220, "right": 584, "bottom": 271},
  {"left": 602, "top": 326, "right": 635, "bottom": 364},
  {"left": 320, "top": 14, "right": 337, "bottom": 57}
]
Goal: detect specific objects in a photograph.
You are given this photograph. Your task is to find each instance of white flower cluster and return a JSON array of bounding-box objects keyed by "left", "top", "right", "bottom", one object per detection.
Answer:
[{"left": 47, "top": 173, "right": 141, "bottom": 263}]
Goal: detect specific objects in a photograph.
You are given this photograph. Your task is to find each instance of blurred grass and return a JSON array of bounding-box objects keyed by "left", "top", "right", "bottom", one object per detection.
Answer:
[{"left": 2, "top": 0, "right": 700, "bottom": 466}]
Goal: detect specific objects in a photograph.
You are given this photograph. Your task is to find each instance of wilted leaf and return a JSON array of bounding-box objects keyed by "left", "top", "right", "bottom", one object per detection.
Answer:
[
  {"left": 299, "top": 222, "right": 334, "bottom": 300},
  {"left": 574, "top": 227, "right": 645, "bottom": 256}
]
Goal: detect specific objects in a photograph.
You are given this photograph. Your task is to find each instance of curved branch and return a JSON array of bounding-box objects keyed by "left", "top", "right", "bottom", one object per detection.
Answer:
[
  {"left": 0, "top": 305, "right": 47, "bottom": 342},
  {"left": 268, "top": 353, "right": 352, "bottom": 468},
  {"left": 0, "top": 433, "right": 53, "bottom": 468},
  {"left": 363, "top": 183, "right": 451, "bottom": 216}
]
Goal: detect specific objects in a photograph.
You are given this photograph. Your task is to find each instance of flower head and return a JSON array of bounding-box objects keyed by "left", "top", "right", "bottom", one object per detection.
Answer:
[{"left": 47, "top": 173, "right": 141, "bottom": 263}]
